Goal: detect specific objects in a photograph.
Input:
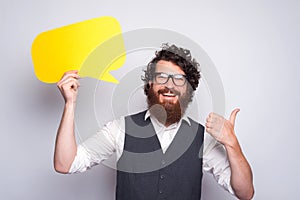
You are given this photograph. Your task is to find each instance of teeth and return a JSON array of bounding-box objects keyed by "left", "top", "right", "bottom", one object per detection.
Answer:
[{"left": 163, "top": 93, "right": 176, "bottom": 97}]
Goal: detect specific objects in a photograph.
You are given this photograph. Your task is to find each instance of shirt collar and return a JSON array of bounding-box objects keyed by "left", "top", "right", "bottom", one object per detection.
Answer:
[{"left": 144, "top": 110, "right": 191, "bottom": 127}]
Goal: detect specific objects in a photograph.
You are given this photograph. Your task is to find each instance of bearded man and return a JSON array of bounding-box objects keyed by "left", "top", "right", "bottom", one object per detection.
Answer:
[{"left": 54, "top": 44, "right": 254, "bottom": 200}]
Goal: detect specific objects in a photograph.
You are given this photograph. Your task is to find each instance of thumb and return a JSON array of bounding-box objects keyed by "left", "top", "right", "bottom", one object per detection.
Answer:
[{"left": 229, "top": 108, "right": 240, "bottom": 126}]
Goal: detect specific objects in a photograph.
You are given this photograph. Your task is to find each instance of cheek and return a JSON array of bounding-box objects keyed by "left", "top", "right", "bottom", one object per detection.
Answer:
[
  {"left": 152, "top": 84, "right": 162, "bottom": 93},
  {"left": 178, "top": 86, "right": 187, "bottom": 96}
]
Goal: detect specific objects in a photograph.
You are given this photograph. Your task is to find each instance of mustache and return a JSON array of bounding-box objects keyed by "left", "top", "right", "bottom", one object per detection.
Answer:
[{"left": 157, "top": 87, "right": 180, "bottom": 96}]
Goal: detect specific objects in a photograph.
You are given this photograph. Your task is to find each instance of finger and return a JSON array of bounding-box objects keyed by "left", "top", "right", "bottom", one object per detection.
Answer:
[
  {"left": 63, "top": 70, "right": 78, "bottom": 75},
  {"left": 205, "top": 121, "right": 212, "bottom": 128},
  {"left": 207, "top": 113, "right": 223, "bottom": 123},
  {"left": 57, "top": 77, "right": 79, "bottom": 87},
  {"left": 208, "top": 112, "right": 223, "bottom": 119},
  {"left": 207, "top": 112, "right": 217, "bottom": 122},
  {"left": 58, "top": 78, "right": 80, "bottom": 90},
  {"left": 229, "top": 108, "right": 240, "bottom": 126},
  {"left": 62, "top": 72, "right": 80, "bottom": 81},
  {"left": 59, "top": 70, "right": 79, "bottom": 81},
  {"left": 207, "top": 112, "right": 215, "bottom": 121},
  {"left": 205, "top": 121, "right": 221, "bottom": 130},
  {"left": 206, "top": 116, "right": 213, "bottom": 123},
  {"left": 57, "top": 74, "right": 79, "bottom": 86},
  {"left": 61, "top": 81, "right": 80, "bottom": 92},
  {"left": 57, "top": 73, "right": 80, "bottom": 86},
  {"left": 206, "top": 127, "right": 220, "bottom": 138},
  {"left": 206, "top": 127, "right": 212, "bottom": 134}
]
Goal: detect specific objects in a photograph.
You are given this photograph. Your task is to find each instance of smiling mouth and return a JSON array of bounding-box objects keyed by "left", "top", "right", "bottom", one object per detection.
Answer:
[
  {"left": 162, "top": 93, "right": 176, "bottom": 97},
  {"left": 158, "top": 87, "right": 180, "bottom": 98}
]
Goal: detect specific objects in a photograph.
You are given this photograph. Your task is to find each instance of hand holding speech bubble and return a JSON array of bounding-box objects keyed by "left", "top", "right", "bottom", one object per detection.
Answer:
[{"left": 31, "top": 16, "right": 126, "bottom": 84}]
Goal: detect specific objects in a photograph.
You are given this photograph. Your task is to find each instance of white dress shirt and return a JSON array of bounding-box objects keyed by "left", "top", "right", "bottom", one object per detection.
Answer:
[{"left": 69, "top": 111, "right": 234, "bottom": 195}]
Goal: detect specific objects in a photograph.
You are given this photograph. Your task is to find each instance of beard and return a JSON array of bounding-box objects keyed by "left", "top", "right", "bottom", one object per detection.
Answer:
[{"left": 147, "top": 84, "right": 192, "bottom": 126}]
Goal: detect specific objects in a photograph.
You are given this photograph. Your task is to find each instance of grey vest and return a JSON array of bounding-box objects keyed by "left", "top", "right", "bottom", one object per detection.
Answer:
[{"left": 116, "top": 111, "right": 204, "bottom": 200}]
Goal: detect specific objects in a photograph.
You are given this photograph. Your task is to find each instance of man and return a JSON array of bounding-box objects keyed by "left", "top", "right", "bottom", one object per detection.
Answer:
[{"left": 54, "top": 44, "right": 254, "bottom": 199}]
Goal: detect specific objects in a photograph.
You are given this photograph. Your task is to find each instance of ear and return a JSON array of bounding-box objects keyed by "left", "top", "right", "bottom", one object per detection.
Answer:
[
  {"left": 147, "top": 80, "right": 155, "bottom": 88},
  {"left": 186, "top": 81, "right": 194, "bottom": 92},
  {"left": 144, "top": 82, "right": 152, "bottom": 95}
]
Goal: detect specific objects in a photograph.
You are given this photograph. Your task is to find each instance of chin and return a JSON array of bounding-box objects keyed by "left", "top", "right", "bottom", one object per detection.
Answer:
[
  {"left": 159, "top": 97, "right": 178, "bottom": 105},
  {"left": 161, "top": 100, "right": 177, "bottom": 105}
]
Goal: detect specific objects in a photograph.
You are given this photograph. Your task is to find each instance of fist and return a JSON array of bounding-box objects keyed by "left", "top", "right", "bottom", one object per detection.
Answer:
[{"left": 57, "top": 70, "right": 80, "bottom": 104}]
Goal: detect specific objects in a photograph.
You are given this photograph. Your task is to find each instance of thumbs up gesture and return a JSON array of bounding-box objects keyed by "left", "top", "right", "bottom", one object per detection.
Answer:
[{"left": 205, "top": 108, "right": 240, "bottom": 147}]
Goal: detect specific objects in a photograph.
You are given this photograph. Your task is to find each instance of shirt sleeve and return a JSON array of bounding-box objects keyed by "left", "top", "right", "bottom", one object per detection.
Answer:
[
  {"left": 202, "top": 132, "right": 235, "bottom": 195},
  {"left": 68, "top": 117, "right": 124, "bottom": 174}
]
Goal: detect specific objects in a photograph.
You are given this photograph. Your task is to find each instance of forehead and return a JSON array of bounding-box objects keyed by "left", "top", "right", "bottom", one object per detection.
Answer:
[{"left": 155, "top": 60, "right": 185, "bottom": 75}]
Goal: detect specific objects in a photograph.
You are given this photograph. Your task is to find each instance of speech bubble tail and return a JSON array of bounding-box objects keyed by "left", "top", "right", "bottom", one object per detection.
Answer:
[{"left": 100, "top": 72, "right": 119, "bottom": 84}]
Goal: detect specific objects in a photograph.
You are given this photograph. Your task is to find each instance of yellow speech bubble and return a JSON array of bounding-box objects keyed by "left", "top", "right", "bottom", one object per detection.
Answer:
[{"left": 31, "top": 16, "right": 126, "bottom": 83}]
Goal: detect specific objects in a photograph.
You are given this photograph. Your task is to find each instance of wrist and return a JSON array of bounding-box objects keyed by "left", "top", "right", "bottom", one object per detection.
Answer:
[
  {"left": 224, "top": 134, "right": 241, "bottom": 152},
  {"left": 224, "top": 141, "right": 243, "bottom": 159},
  {"left": 65, "top": 101, "right": 76, "bottom": 109}
]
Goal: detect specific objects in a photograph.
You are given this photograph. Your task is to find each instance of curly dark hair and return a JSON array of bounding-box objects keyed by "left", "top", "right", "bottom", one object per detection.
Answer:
[{"left": 142, "top": 43, "right": 201, "bottom": 95}]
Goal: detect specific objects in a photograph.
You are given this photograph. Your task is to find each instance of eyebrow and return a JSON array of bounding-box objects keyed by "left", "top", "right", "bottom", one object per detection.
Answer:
[{"left": 154, "top": 72, "right": 186, "bottom": 76}]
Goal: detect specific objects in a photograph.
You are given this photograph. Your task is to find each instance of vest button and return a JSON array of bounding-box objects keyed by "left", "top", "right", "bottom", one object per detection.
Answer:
[
  {"left": 160, "top": 174, "right": 165, "bottom": 179},
  {"left": 159, "top": 190, "right": 163, "bottom": 194},
  {"left": 161, "top": 160, "right": 166, "bottom": 165}
]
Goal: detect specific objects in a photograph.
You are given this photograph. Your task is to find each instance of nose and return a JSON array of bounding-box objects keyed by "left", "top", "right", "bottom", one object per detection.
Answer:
[{"left": 165, "top": 77, "right": 175, "bottom": 89}]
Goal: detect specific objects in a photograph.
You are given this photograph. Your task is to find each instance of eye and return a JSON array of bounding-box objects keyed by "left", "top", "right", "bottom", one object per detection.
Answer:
[
  {"left": 173, "top": 74, "right": 185, "bottom": 81},
  {"left": 157, "top": 73, "right": 168, "bottom": 78},
  {"left": 155, "top": 73, "right": 169, "bottom": 84},
  {"left": 173, "top": 74, "right": 186, "bottom": 86}
]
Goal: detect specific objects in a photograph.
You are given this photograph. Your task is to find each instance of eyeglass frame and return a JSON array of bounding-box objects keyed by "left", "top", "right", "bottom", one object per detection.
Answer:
[{"left": 153, "top": 72, "right": 187, "bottom": 86}]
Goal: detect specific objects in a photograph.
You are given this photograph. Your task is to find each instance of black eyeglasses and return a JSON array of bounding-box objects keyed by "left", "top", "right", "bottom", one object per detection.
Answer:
[{"left": 153, "top": 72, "right": 187, "bottom": 86}]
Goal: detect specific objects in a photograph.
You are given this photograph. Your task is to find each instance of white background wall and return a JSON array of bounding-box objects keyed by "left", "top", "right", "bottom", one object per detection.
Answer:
[{"left": 1, "top": 0, "right": 299, "bottom": 199}]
